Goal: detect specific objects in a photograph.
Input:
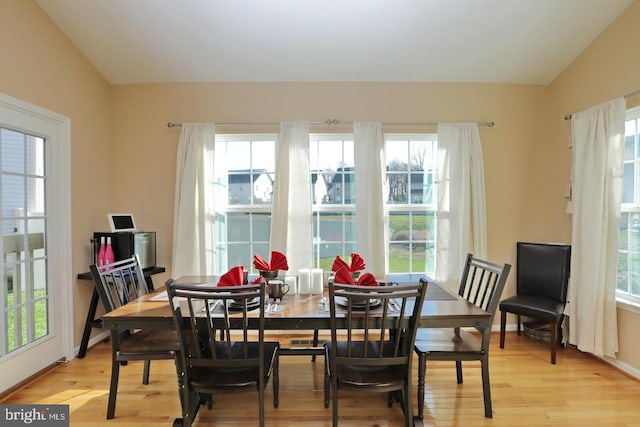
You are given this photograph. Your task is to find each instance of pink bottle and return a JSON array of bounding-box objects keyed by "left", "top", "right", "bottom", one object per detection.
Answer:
[
  {"left": 97, "top": 236, "right": 106, "bottom": 266},
  {"left": 105, "top": 237, "right": 115, "bottom": 265}
]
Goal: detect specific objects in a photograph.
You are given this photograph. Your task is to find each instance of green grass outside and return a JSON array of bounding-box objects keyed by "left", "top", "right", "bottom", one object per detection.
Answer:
[{"left": 5, "top": 288, "right": 48, "bottom": 353}]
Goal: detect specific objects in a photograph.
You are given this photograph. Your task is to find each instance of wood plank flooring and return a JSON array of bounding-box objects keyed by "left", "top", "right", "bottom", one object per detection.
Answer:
[{"left": 2, "top": 332, "right": 640, "bottom": 426}]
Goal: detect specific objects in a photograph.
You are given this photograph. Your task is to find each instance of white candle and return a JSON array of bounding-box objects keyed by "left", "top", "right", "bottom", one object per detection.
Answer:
[
  {"left": 298, "top": 268, "right": 311, "bottom": 294},
  {"left": 284, "top": 275, "right": 297, "bottom": 295},
  {"left": 311, "top": 268, "right": 323, "bottom": 294}
]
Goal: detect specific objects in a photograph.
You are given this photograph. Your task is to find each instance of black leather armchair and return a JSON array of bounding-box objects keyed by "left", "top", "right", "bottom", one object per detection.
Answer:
[{"left": 499, "top": 242, "right": 571, "bottom": 364}]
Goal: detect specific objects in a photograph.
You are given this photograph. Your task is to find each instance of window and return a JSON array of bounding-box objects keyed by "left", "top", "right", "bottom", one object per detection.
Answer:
[
  {"left": 618, "top": 106, "right": 640, "bottom": 306},
  {"left": 214, "top": 133, "right": 438, "bottom": 276},
  {"left": 385, "top": 135, "right": 437, "bottom": 276},
  {"left": 310, "top": 135, "right": 356, "bottom": 270},
  {"left": 214, "top": 135, "right": 275, "bottom": 274}
]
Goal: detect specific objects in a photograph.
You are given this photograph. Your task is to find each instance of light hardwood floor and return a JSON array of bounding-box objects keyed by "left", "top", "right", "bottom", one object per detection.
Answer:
[{"left": 2, "top": 332, "right": 640, "bottom": 426}]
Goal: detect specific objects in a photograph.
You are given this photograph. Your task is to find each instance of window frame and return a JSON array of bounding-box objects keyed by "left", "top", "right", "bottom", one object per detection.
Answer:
[{"left": 618, "top": 105, "right": 640, "bottom": 312}]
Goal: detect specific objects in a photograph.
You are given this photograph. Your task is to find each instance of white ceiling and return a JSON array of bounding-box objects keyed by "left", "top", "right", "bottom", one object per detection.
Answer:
[{"left": 35, "top": 0, "right": 634, "bottom": 85}]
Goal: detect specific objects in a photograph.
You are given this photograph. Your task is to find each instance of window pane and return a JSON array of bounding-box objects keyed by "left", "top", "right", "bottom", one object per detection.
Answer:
[
  {"left": 1, "top": 128, "right": 24, "bottom": 174},
  {"left": 622, "top": 163, "right": 634, "bottom": 203}
]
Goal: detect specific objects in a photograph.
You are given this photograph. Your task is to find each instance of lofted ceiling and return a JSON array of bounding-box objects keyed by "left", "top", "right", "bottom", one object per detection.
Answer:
[{"left": 35, "top": 0, "right": 634, "bottom": 85}]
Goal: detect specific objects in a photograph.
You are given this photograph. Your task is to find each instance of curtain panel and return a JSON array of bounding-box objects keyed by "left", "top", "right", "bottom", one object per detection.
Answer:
[
  {"left": 354, "top": 122, "right": 388, "bottom": 276},
  {"left": 270, "top": 122, "right": 312, "bottom": 273},
  {"left": 171, "top": 123, "right": 216, "bottom": 277},
  {"left": 569, "top": 97, "right": 625, "bottom": 358},
  {"left": 436, "top": 123, "right": 488, "bottom": 289}
]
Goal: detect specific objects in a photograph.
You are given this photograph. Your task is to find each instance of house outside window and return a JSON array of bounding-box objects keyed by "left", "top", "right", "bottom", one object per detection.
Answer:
[{"left": 618, "top": 106, "right": 640, "bottom": 307}]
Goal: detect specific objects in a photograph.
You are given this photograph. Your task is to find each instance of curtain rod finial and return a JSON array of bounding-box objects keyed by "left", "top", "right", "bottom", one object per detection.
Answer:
[
  {"left": 487, "top": 121, "right": 495, "bottom": 127},
  {"left": 564, "top": 114, "right": 573, "bottom": 121}
]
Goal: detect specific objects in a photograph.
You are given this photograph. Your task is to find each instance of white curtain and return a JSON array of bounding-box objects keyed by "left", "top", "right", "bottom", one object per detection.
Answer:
[
  {"left": 436, "top": 123, "right": 487, "bottom": 289},
  {"left": 172, "top": 123, "right": 216, "bottom": 277},
  {"left": 270, "top": 122, "right": 312, "bottom": 273},
  {"left": 354, "top": 122, "right": 388, "bottom": 275},
  {"left": 569, "top": 97, "right": 624, "bottom": 358}
]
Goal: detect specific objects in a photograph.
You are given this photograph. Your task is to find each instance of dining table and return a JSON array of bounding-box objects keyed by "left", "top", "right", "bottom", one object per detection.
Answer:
[{"left": 101, "top": 275, "right": 491, "bottom": 426}]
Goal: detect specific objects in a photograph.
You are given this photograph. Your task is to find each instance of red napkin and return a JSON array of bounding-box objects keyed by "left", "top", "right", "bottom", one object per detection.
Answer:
[
  {"left": 253, "top": 254, "right": 270, "bottom": 271},
  {"left": 269, "top": 251, "right": 289, "bottom": 271},
  {"left": 333, "top": 267, "right": 379, "bottom": 286},
  {"left": 331, "top": 255, "right": 350, "bottom": 272},
  {"left": 349, "top": 253, "right": 366, "bottom": 271},
  {"left": 333, "top": 266, "right": 355, "bottom": 284},
  {"left": 331, "top": 253, "right": 366, "bottom": 272},
  {"left": 356, "top": 272, "right": 379, "bottom": 287},
  {"left": 253, "top": 251, "right": 289, "bottom": 271},
  {"left": 218, "top": 266, "right": 245, "bottom": 286}
]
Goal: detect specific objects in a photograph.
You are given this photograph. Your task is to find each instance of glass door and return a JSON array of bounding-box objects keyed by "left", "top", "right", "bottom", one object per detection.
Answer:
[{"left": 0, "top": 93, "right": 72, "bottom": 393}]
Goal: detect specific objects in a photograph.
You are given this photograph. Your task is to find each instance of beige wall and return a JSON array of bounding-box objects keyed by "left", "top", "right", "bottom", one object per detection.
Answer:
[
  {"left": 0, "top": 0, "right": 112, "bottom": 346},
  {"left": 2, "top": 0, "right": 639, "bottom": 373},
  {"left": 111, "top": 82, "right": 544, "bottom": 289}
]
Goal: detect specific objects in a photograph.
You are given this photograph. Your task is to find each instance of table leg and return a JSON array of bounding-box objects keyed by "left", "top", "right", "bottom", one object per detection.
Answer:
[{"left": 78, "top": 287, "right": 101, "bottom": 358}]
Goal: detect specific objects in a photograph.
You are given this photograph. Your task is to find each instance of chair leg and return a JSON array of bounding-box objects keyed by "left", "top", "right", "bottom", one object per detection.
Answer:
[
  {"left": 416, "top": 352, "right": 426, "bottom": 420},
  {"left": 455, "top": 360, "right": 463, "bottom": 384},
  {"left": 480, "top": 355, "right": 493, "bottom": 418},
  {"left": 403, "top": 382, "right": 414, "bottom": 427},
  {"left": 311, "top": 329, "right": 319, "bottom": 362},
  {"left": 106, "top": 359, "right": 121, "bottom": 419},
  {"left": 550, "top": 322, "right": 558, "bottom": 364},
  {"left": 273, "top": 353, "right": 280, "bottom": 408},
  {"left": 332, "top": 376, "right": 339, "bottom": 427},
  {"left": 499, "top": 311, "right": 507, "bottom": 349},
  {"left": 258, "top": 381, "right": 265, "bottom": 427},
  {"left": 516, "top": 314, "right": 521, "bottom": 335},
  {"left": 324, "top": 354, "right": 330, "bottom": 408},
  {"left": 142, "top": 360, "right": 151, "bottom": 385}
]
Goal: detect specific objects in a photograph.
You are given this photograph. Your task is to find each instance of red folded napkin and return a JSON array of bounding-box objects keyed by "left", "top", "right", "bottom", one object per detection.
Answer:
[
  {"left": 331, "top": 255, "right": 350, "bottom": 272},
  {"left": 218, "top": 266, "right": 245, "bottom": 286},
  {"left": 349, "top": 253, "right": 366, "bottom": 271},
  {"left": 333, "top": 267, "right": 379, "bottom": 286},
  {"left": 333, "top": 266, "right": 355, "bottom": 284},
  {"left": 356, "top": 272, "right": 379, "bottom": 287},
  {"left": 253, "top": 254, "right": 270, "bottom": 271},
  {"left": 269, "top": 251, "right": 289, "bottom": 271},
  {"left": 331, "top": 253, "right": 366, "bottom": 272},
  {"left": 253, "top": 251, "right": 289, "bottom": 271}
]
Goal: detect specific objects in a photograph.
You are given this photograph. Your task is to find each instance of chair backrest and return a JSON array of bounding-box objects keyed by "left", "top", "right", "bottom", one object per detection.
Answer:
[
  {"left": 89, "top": 255, "right": 148, "bottom": 313},
  {"left": 516, "top": 242, "right": 571, "bottom": 302},
  {"left": 328, "top": 280, "right": 427, "bottom": 368},
  {"left": 458, "top": 253, "right": 511, "bottom": 340},
  {"left": 166, "top": 280, "right": 266, "bottom": 374},
  {"left": 458, "top": 253, "right": 511, "bottom": 318}
]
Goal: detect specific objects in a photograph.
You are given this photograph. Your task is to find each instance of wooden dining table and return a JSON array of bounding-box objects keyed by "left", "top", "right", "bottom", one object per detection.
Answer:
[{"left": 101, "top": 276, "right": 490, "bottom": 426}]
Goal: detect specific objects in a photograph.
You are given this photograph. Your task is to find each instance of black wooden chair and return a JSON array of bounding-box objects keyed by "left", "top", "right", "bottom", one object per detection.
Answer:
[
  {"left": 324, "top": 280, "right": 427, "bottom": 427},
  {"left": 166, "top": 280, "right": 279, "bottom": 427},
  {"left": 413, "top": 254, "right": 511, "bottom": 419},
  {"left": 90, "top": 256, "right": 180, "bottom": 419},
  {"left": 499, "top": 241, "right": 571, "bottom": 364}
]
